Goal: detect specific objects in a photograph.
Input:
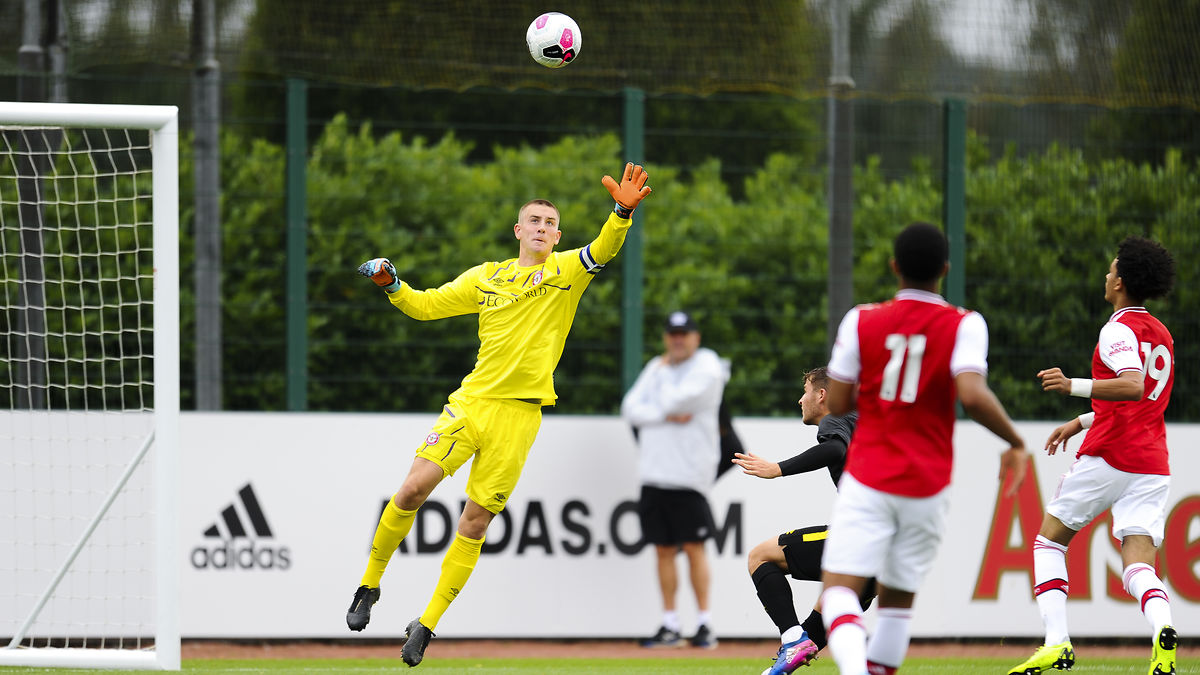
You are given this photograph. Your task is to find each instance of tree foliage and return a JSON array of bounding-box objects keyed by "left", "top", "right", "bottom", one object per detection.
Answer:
[{"left": 175, "top": 117, "right": 1200, "bottom": 422}]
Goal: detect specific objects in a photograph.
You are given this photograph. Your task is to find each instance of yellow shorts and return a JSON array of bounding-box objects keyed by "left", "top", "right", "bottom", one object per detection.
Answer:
[{"left": 416, "top": 389, "right": 542, "bottom": 514}]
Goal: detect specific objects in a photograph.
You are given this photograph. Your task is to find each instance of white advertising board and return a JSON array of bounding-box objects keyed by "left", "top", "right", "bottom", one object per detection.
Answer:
[{"left": 174, "top": 413, "right": 1200, "bottom": 640}]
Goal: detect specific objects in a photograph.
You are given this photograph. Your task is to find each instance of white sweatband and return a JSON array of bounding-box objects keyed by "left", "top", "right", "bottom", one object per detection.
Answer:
[
  {"left": 1077, "top": 412, "right": 1095, "bottom": 429},
  {"left": 1069, "top": 378, "right": 1093, "bottom": 398}
]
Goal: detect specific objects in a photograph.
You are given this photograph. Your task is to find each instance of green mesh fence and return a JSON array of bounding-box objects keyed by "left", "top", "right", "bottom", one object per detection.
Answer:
[
  {"left": 2, "top": 1, "right": 1199, "bottom": 105},
  {"left": 2, "top": 1, "right": 1197, "bottom": 421},
  {"left": 179, "top": 82, "right": 1198, "bottom": 421}
]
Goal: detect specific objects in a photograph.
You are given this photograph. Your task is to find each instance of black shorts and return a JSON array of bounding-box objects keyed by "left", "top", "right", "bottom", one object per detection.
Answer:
[
  {"left": 779, "top": 525, "right": 830, "bottom": 581},
  {"left": 779, "top": 525, "right": 877, "bottom": 608},
  {"left": 638, "top": 485, "right": 716, "bottom": 546}
]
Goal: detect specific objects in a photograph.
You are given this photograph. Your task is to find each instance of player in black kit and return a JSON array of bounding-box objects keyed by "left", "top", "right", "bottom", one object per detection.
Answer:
[{"left": 732, "top": 367, "right": 876, "bottom": 675}]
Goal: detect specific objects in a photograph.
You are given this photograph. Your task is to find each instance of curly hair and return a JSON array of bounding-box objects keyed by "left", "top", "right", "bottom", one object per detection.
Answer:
[
  {"left": 893, "top": 222, "right": 948, "bottom": 282},
  {"left": 1116, "top": 236, "right": 1175, "bottom": 303}
]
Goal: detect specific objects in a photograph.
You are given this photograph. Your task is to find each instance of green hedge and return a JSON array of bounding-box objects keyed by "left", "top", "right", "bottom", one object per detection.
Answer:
[{"left": 171, "top": 117, "right": 1198, "bottom": 421}]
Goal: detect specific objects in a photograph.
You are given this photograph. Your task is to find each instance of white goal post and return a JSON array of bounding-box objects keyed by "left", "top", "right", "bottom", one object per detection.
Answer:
[{"left": 0, "top": 102, "right": 179, "bottom": 670}]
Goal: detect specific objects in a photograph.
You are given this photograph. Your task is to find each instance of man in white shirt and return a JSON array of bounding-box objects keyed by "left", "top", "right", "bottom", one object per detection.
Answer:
[{"left": 621, "top": 310, "right": 729, "bottom": 650}]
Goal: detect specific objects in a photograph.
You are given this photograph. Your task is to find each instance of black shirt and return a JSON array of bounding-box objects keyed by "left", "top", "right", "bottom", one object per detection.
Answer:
[{"left": 777, "top": 411, "right": 858, "bottom": 486}]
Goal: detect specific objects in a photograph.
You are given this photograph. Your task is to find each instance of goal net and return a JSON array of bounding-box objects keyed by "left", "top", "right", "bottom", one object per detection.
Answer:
[{"left": 0, "top": 103, "right": 179, "bottom": 670}]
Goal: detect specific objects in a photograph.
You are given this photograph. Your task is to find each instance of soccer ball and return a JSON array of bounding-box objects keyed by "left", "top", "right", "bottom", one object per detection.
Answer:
[{"left": 526, "top": 12, "right": 580, "bottom": 69}]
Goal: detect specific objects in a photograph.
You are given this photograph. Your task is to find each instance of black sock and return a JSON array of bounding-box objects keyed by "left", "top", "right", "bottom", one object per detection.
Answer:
[
  {"left": 801, "top": 608, "right": 827, "bottom": 649},
  {"left": 751, "top": 562, "right": 799, "bottom": 635}
]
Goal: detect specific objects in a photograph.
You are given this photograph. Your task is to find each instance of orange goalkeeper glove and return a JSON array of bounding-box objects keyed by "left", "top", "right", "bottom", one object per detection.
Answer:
[
  {"left": 601, "top": 162, "right": 652, "bottom": 218},
  {"left": 357, "top": 257, "right": 401, "bottom": 294}
]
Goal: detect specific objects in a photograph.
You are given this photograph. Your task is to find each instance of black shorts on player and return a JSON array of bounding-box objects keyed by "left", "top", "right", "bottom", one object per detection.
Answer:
[{"left": 779, "top": 525, "right": 877, "bottom": 602}]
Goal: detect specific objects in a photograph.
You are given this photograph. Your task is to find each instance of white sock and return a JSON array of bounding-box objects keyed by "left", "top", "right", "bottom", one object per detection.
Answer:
[
  {"left": 662, "top": 610, "right": 680, "bottom": 632},
  {"left": 1123, "top": 563, "right": 1173, "bottom": 632},
  {"left": 1033, "top": 535, "right": 1071, "bottom": 645},
  {"left": 865, "top": 606, "right": 911, "bottom": 670},
  {"left": 781, "top": 625, "right": 806, "bottom": 644},
  {"left": 822, "top": 585, "right": 867, "bottom": 674},
  {"left": 696, "top": 610, "right": 713, "bottom": 628}
]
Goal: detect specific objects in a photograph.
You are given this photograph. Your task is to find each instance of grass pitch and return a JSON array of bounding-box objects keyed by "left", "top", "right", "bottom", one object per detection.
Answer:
[{"left": 0, "top": 655, "right": 1167, "bottom": 674}]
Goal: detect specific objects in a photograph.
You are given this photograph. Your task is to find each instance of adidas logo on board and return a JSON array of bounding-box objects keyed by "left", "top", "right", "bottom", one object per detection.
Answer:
[{"left": 191, "top": 483, "right": 291, "bottom": 571}]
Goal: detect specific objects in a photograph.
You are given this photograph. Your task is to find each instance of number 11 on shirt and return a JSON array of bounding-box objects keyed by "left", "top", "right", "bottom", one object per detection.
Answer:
[{"left": 881, "top": 333, "right": 926, "bottom": 403}]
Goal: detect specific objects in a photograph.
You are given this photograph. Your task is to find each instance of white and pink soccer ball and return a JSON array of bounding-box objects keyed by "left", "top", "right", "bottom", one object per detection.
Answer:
[{"left": 526, "top": 12, "right": 580, "bottom": 69}]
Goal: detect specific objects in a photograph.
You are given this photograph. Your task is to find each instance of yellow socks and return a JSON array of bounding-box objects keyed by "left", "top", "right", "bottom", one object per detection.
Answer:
[
  {"left": 358, "top": 501, "right": 486, "bottom": 632},
  {"left": 419, "top": 532, "right": 484, "bottom": 630},
  {"left": 359, "top": 499, "right": 417, "bottom": 588}
]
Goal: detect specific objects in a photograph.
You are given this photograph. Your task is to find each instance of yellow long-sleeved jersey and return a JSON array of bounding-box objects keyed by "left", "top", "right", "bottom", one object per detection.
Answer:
[{"left": 388, "top": 211, "right": 631, "bottom": 405}]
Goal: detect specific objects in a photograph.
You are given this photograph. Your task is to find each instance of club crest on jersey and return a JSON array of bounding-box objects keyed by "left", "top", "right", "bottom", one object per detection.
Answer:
[
  {"left": 531, "top": 269, "right": 543, "bottom": 286},
  {"left": 425, "top": 432, "right": 441, "bottom": 446}
]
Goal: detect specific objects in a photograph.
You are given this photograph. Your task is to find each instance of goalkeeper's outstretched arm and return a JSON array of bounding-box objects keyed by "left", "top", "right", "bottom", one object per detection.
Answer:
[
  {"left": 601, "top": 162, "right": 652, "bottom": 219},
  {"left": 588, "top": 163, "right": 654, "bottom": 265},
  {"left": 357, "top": 258, "right": 480, "bottom": 321}
]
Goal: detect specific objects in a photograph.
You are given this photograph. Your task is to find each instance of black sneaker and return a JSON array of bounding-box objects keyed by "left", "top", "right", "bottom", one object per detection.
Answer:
[
  {"left": 346, "top": 585, "right": 380, "bottom": 632},
  {"left": 402, "top": 617, "right": 434, "bottom": 667},
  {"left": 640, "top": 625, "right": 683, "bottom": 648},
  {"left": 690, "top": 624, "right": 718, "bottom": 649}
]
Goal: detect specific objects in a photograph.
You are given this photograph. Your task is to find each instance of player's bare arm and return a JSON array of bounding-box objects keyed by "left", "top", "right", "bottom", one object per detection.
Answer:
[
  {"left": 955, "top": 371, "right": 1028, "bottom": 496},
  {"left": 732, "top": 451, "right": 782, "bottom": 478},
  {"left": 1045, "top": 407, "right": 1096, "bottom": 455},
  {"left": 1036, "top": 367, "right": 1143, "bottom": 401},
  {"left": 1044, "top": 417, "right": 1084, "bottom": 456},
  {"left": 824, "top": 377, "right": 856, "bottom": 417}
]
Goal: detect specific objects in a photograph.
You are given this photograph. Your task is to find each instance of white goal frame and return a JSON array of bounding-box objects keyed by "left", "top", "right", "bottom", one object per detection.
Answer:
[{"left": 0, "top": 102, "right": 180, "bottom": 670}]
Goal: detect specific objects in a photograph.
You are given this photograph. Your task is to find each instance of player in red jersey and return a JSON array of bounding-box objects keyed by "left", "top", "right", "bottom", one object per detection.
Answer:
[
  {"left": 1009, "top": 236, "right": 1177, "bottom": 675},
  {"left": 818, "top": 222, "right": 1029, "bottom": 675}
]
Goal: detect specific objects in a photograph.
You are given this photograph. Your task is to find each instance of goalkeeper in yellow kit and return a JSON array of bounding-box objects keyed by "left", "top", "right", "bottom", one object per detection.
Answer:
[{"left": 347, "top": 163, "right": 652, "bottom": 667}]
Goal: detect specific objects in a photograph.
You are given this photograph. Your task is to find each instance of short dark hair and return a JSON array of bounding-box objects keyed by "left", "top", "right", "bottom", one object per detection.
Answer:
[
  {"left": 804, "top": 367, "right": 829, "bottom": 390},
  {"left": 518, "top": 199, "right": 559, "bottom": 221},
  {"left": 1116, "top": 236, "right": 1175, "bottom": 303},
  {"left": 893, "top": 222, "right": 948, "bottom": 282}
]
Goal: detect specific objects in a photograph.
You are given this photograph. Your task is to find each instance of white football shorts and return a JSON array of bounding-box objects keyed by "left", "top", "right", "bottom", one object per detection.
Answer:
[
  {"left": 1047, "top": 454, "right": 1170, "bottom": 546},
  {"left": 821, "top": 472, "right": 950, "bottom": 593}
]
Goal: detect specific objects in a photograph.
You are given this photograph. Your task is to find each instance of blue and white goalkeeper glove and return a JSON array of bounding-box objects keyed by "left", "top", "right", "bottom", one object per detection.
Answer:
[{"left": 357, "top": 257, "right": 401, "bottom": 294}]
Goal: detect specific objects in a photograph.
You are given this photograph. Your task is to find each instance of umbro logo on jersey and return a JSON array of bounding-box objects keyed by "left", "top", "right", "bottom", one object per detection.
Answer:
[{"left": 191, "top": 483, "right": 291, "bottom": 571}]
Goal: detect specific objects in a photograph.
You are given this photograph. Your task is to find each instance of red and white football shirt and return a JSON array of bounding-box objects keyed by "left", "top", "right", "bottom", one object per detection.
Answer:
[
  {"left": 828, "top": 289, "right": 989, "bottom": 497},
  {"left": 1077, "top": 306, "right": 1173, "bottom": 475}
]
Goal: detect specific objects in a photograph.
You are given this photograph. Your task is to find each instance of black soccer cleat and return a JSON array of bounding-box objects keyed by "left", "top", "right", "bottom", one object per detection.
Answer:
[
  {"left": 346, "top": 585, "right": 380, "bottom": 631},
  {"left": 401, "top": 617, "right": 434, "bottom": 667}
]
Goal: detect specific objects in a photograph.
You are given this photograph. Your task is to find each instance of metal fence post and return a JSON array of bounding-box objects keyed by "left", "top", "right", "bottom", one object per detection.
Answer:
[
  {"left": 827, "top": 0, "right": 855, "bottom": 352},
  {"left": 621, "top": 87, "right": 646, "bottom": 395},
  {"left": 943, "top": 98, "right": 966, "bottom": 307},
  {"left": 192, "top": 0, "right": 222, "bottom": 410},
  {"left": 285, "top": 78, "right": 308, "bottom": 411}
]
